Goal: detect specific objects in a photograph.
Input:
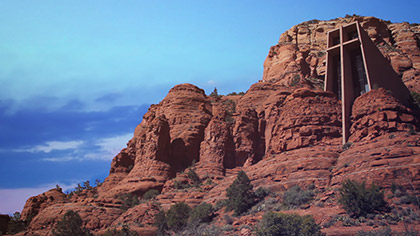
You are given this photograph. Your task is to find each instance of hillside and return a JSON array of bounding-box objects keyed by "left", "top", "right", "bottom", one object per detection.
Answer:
[{"left": 13, "top": 15, "right": 420, "bottom": 236}]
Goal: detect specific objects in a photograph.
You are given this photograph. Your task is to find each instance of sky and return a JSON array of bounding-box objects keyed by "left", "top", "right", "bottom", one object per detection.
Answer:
[{"left": 1, "top": 0, "right": 419, "bottom": 215}]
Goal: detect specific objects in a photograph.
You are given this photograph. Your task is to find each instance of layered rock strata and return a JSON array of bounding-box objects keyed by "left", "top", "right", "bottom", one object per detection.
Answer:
[{"left": 19, "top": 16, "right": 420, "bottom": 236}]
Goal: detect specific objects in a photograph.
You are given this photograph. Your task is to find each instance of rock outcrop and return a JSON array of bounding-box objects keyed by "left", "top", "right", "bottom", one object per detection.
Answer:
[
  {"left": 19, "top": 16, "right": 420, "bottom": 236},
  {"left": 349, "top": 88, "right": 419, "bottom": 142},
  {"left": 263, "top": 16, "right": 420, "bottom": 93},
  {"left": 20, "top": 188, "right": 66, "bottom": 221}
]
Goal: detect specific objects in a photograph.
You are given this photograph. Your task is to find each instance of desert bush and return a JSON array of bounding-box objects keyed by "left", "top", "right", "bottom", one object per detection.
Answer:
[
  {"left": 189, "top": 202, "right": 214, "bottom": 224},
  {"left": 256, "top": 211, "right": 325, "bottom": 236},
  {"left": 7, "top": 212, "right": 28, "bottom": 235},
  {"left": 52, "top": 210, "right": 92, "bottom": 236},
  {"left": 143, "top": 189, "right": 160, "bottom": 200},
  {"left": 356, "top": 226, "right": 419, "bottom": 236},
  {"left": 166, "top": 202, "right": 191, "bottom": 232},
  {"left": 117, "top": 193, "right": 140, "bottom": 211},
  {"left": 154, "top": 210, "right": 168, "bottom": 236},
  {"left": 290, "top": 75, "right": 300, "bottom": 86},
  {"left": 255, "top": 187, "right": 270, "bottom": 201},
  {"left": 209, "top": 88, "right": 221, "bottom": 99},
  {"left": 180, "top": 224, "right": 221, "bottom": 236},
  {"left": 249, "top": 197, "right": 281, "bottom": 214},
  {"left": 102, "top": 224, "right": 137, "bottom": 236},
  {"left": 410, "top": 91, "right": 420, "bottom": 109},
  {"left": 342, "top": 142, "right": 353, "bottom": 150},
  {"left": 223, "top": 215, "right": 234, "bottom": 225},
  {"left": 187, "top": 169, "right": 200, "bottom": 186},
  {"left": 173, "top": 180, "right": 191, "bottom": 190},
  {"left": 225, "top": 170, "right": 256, "bottom": 215},
  {"left": 338, "top": 179, "right": 387, "bottom": 218},
  {"left": 283, "top": 185, "right": 314, "bottom": 209}
]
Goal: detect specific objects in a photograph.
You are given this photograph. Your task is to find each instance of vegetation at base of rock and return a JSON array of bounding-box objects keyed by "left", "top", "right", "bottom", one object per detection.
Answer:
[
  {"left": 173, "top": 180, "right": 191, "bottom": 190},
  {"left": 154, "top": 202, "right": 215, "bottom": 235},
  {"left": 290, "top": 74, "right": 300, "bottom": 86},
  {"left": 356, "top": 226, "right": 419, "bottom": 236},
  {"left": 256, "top": 211, "right": 325, "bottom": 236},
  {"left": 283, "top": 185, "right": 314, "bottom": 209},
  {"left": 189, "top": 202, "right": 215, "bottom": 224},
  {"left": 52, "top": 210, "right": 92, "bottom": 236},
  {"left": 255, "top": 187, "right": 270, "bottom": 201},
  {"left": 209, "top": 88, "right": 221, "bottom": 99},
  {"left": 338, "top": 179, "right": 387, "bottom": 218},
  {"left": 227, "top": 91, "right": 245, "bottom": 96},
  {"left": 166, "top": 202, "right": 192, "bottom": 232},
  {"left": 66, "top": 179, "right": 101, "bottom": 197},
  {"left": 225, "top": 170, "right": 257, "bottom": 216},
  {"left": 179, "top": 224, "right": 222, "bottom": 236},
  {"left": 186, "top": 168, "right": 201, "bottom": 186},
  {"left": 342, "top": 142, "right": 353, "bottom": 150},
  {"left": 6, "top": 212, "right": 29, "bottom": 235},
  {"left": 410, "top": 91, "right": 420, "bottom": 109},
  {"left": 143, "top": 189, "right": 160, "bottom": 200},
  {"left": 102, "top": 224, "right": 138, "bottom": 236},
  {"left": 117, "top": 193, "right": 140, "bottom": 211},
  {"left": 154, "top": 210, "right": 168, "bottom": 236}
]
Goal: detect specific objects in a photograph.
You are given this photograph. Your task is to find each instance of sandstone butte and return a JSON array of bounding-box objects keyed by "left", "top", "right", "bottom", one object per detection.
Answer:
[{"left": 14, "top": 16, "right": 420, "bottom": 236}]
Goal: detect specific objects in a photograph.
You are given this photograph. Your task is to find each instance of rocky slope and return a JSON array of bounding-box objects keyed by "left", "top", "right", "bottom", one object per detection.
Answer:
[
  {"left": 17, "top": 16, "right": 420, "bottom": 236},
  {"left": 263, "top": 15, "right": 420, "bottom": 93}
]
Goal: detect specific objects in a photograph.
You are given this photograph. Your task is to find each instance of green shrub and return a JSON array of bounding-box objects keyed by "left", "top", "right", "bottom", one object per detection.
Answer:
[
  {"left": 338, "top": 179, "right": 387, "bottom": 218},
  {"left": 256, "top": 211, "right": 325, "bottom": 236},
  {"left": 283, "top": 185, "right": 314, "bottom": 209},
  {"left": 187, "top": 169, "right": 201, "bottom": 186},
  {"left": 143, "top": 189, "right": 160, "bottom": 200},
  {"left": 189, "top": 202, "right": 214, "bottom": 224},
  {"left": 166, "top": 202, "right": 191, "bottom": 232},
  {"left": 7, "top": 212, "right": 28, "bottom": 235},
  {"left": 154, "top": 202, "right": 216, "bottom": 235},
  {"left": 52, "top": 210, "right": 92, "bottom": 236},
  {"left": 209, "top": 88, "right": 220, "bottom": 98},
  {"left": 290, "top": 75, "right": 300, "bottom": 86},
  {"left": 204, "top": 178, "right": 213, "bottom": 185},
  {"left": 225, "top": 170, "right": 256, "bottom": 216},
  {"left": 255, "top": 187, "right": 270, "bottom": 201},
  {"left": 410, "top": 91, "right": 420, "bottom": 109},
  {"left": 154, "top": 210, "right": 168, "bottom": 236},
  {"left": 102, "top": 224, "right": 137, "bottom": 236},
  {"left": 117, "top": 193, "right": 140, "bottom": 211},
  {"left": 180, "top": 224, "right": 222, "bottom": 236},
  {"left": 342, "top": 142, "right": 353, "bottom": 150},
  {"left": 356, "top": 226, "right": 419, "bottom": 236},
  {"left": 174, "top": 180, "right": 191, "bottom": 190},
  {"left": 399, "top": 195, "right": 420, "bottom": 206}
]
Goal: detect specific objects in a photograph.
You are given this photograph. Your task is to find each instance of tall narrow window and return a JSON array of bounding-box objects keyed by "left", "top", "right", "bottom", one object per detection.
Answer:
[
  {"left": 332, "top": 55, "right": 342, "bottom": 100},
  {"left": 332, "top": 37, "right": 340, "bottom": 46},
  {"left": 348, "top": 31, "right": 358, "bottom": 40},
  {"left": 350, "top": 48, "right": 368, "bottom": 97}
]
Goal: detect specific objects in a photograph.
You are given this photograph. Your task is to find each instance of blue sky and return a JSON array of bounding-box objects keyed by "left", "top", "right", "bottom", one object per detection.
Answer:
[{"left": 1, "top": 0, "right": 419, "bottom": 214}]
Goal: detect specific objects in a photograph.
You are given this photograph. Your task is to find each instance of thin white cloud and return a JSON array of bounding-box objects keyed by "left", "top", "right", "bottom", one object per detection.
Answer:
[
  {"left": 16, "top": 140, "right": 84, "bottom": 153},
  {"left": 39, "top": 133, "right": 132, "bottom": 162},
  {"left": 207, "top": 80, "right": 216, "bottom": 85},
  {"left": 41, "top": 156, "right": 78, "bottom": 162},
  {"left": 83, "top": 133, "right": 132, "bottom": 161},
  {"left": 0, "top": 182, "right": 77, "bottom": 215},
  {"left": 96, "top": 133, "right": 132, "bottom": 155}
]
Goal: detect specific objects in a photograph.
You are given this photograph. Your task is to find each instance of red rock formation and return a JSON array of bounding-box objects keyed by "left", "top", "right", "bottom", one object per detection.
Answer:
[
  {"left": 349, "top": 88, "right": 419, "bottom": 142},
  {"left": 263, "top": 16, "right": 420, "bottom": 93},
  {"left": 331, "top": 132, "right": 420, "bottom": 190},
  {"left": 19, "top": 16, "right": 420, "bottom": 236},
  {"left": 20, "top": 188, "right": 66, "bottom": 221},
  {"left": 265, "top": 88, "right": 342, "bottom": 154}
]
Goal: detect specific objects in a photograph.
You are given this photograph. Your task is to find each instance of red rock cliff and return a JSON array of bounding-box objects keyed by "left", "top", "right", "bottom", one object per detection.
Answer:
[{"left": 19, "top": 16, "right": 420, "bottom": 236}]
